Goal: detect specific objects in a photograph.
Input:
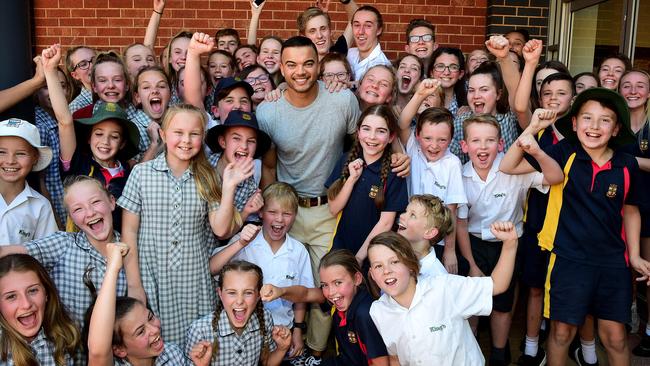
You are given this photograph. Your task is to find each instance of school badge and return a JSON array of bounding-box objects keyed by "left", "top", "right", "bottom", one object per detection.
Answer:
[
  {"left": 641, "top": 139, "right": 648, "bottom": 152},
  {"left": 347, "top": 331, "right": 358, "bottom": 344},
  {"left": 606, "top": 184, "right": 617, "bottom": 198},
  {"left": 369, "top": 185, "right": 380, "bottom": 199}
]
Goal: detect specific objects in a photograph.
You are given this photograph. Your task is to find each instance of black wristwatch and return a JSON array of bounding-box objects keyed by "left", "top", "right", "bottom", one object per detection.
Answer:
[{"left": 292, "top": 322, "right": 307, "bottom": 331}]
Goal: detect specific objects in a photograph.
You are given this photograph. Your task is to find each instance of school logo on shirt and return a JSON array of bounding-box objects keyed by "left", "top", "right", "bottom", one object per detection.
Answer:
[
  {"left": 6, "top": 119, "right": 23, "bottom": 127},
  {"left": 369, "top": 185, "right": 380, "bottom": 199},
  {"left": 18, "top": 229, "right": 31, "bottom": 239},
  {"left": 641, "top": 139, "right": 648, "bottom": 152},
  {"left": 429, "top": 324, "right": 446, "bottom": 333},
  {"left": 434, "top": 181, "right": 447, "bottom": 190},
  {"left": 493, "top": 193, "right": 507, "bottom": 198},
  {"left": 285, "top": 274, "right": 295, "bottom": 280},
  {"left": 606, "top": 184, "right": 618, "bottom": 198},
  {"left": 348, "top": 331, "right": 358, "bottom": 343}
]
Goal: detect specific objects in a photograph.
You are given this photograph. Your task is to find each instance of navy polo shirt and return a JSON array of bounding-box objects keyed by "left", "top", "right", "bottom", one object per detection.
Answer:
[
  {"left": 527, "top": 139, "right": 641, "bottom": 268},
  {"left": 524, "top": 126, "right": 559, "bottom": 233},
  {"left": 621, "top": 122, "right": 650, "bottom": 211},
  {"left": 325, "top": 153, "right": 408, "bottom": 253},
  {"left": 326, "top": 288, "right": 388, "bottom": 366}
]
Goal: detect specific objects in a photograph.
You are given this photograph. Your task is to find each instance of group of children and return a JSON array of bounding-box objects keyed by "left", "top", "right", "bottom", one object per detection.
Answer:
[{"left": 1, "top": 0, "right": 650, "bottom": 365}]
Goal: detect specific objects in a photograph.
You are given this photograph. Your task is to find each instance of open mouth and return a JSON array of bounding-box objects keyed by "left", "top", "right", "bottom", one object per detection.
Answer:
[
  {"left": 476, "top": 152, "right": 489, "bottom": 163},
  {"left": 17, "top": 312, "right": 37, "bottom": 328},
  {"left": 87, "top": 217, "right": 104, "bottom": 231},
  {"left": 270, "top": 224, "right": 284, "bottom": 235},
  {"left": 330, "top": 296, "right": 345, "bottom": 310},
  {"left": 1, "top": 167, "right": 19, "bottom": 173},
  {"left": 400, "top": 75, "right": 412, "bottom": 90},
  {"left": 585, "top": 132, "right": 602, "bottom": 139},
  {"left": 149, "top": 97, "right": 163, "bottom": 114},
  {"left": 473, "top": 102, "right": 485, "bottom": 113},
  {"left": 397, "top": 222, "right": 406, "bottom": 231},
  {"left": 150, "top": 335, "right": 163, "bottom": 351},
  {"left": 233, "top": 308, "right": 247, "bottom": 323},
  {"left": 384, "top": 278, "right": 397, "bottom": 286}
]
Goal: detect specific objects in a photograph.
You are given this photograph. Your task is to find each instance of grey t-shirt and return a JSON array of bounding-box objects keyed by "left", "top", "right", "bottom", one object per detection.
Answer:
[{"left": 257, "top": 81, "right": 360, "bottom": 196}]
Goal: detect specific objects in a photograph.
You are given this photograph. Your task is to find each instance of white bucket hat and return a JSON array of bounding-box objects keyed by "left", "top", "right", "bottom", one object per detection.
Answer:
[{"left": 0, "top": 118, "right": 53, "bottom": 171}]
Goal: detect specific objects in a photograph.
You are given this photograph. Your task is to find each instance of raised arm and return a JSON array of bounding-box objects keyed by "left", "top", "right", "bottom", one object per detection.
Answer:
[
  {"left": 120, "top": 210, "right": 147, "bottom": 305},
  {"left": 328, "top": 158, "right": 362, "bottom": 216},
  {"left": 209, "top": 224, "right": 260, "bottom": 274},
  {"left": 488, "top": 222, "right": 518, "bottom": 295},
  {"left": 144, "top": 0, "right": 166, "bottom": 48},
  {"left": 0, "top": 56, "right": 45, "bottom": 114},
  {"left": 260, "top": 284, "right": 326, "bottom": 304},
  {"left": 208, "top": 158, "right": 254, "bottom": 239},
  {"left": 513, "top": 39, "right": 543, "bottom": 124},
  {"left": 398, "top": 79, "right": 441, "bottom": 145},
  {"left": 355, "top": 211, "right": 396, "bottom": 263},
  {"left": 185, "top": 32, "right": 214, "bottom": 110},
  {"left": 485, "top": 35, "right": 522, "bottom": 126},
  {"left": 42, "top": 44, "right": 76, "bottom": 162},
  {"left": 247, "top": 0, "right": 266, "bottom": 46},
  {"left": 339, "top": 0, "right": 359, "bottom": 47},
  {"left": 87, "top": 243, "right": 129, "bottom": 366}
]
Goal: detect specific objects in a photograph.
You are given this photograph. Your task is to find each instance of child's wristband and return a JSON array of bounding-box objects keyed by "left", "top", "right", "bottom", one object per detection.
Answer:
[{"left": 153, "top": 9, "right": 163, "bottom": 15}]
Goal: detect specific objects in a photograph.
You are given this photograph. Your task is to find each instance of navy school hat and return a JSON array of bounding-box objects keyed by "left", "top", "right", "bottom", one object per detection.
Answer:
[{"left": 206, "top": 110, "right": 271, "bottom": 159}]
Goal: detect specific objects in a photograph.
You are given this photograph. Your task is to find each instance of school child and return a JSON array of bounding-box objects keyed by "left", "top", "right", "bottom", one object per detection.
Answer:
[
  {"left": 0, "top": 119, "right": 57, "bottom": 244},
  {"left": 356, "top": 65, "right": 396, "bottom": 110},
  {"left": 65, "top": 46, "right": 96, "bottom": 113},
  {"left": 398, "top": 80, "right": 467, "bottom": 274},
  {"left": 206, "top": 110, "right": 270, "bottom": 220},
  {"left": 456, "top": 113, "right": 561, "bottom": 365},
  {"left": 239, "top": 66, "right": 275, "bottom": 109},
  {"left": 256, "top": 36, "right": 284, "bottom": 87},
  {"left": 574, "top": 72, "right": 599, "bottom": 94},
  {"left": 394, "top": 54, "right": 423, "bottom": 113},
  {"left": 619, "top": 69, "right": 650, "bottom": 357},
  {"left": 122, "top": 43, "right": 156, "bottom": 82},
  {"left": 118, "top": 103, "right": 254, "bottom": 345},
  {"left": 499, "top": 87, "right": 650, "bottom": 365},
  {"left": 598, "top": 53, "right": 631, "bottom": 90},
  {"left": 215, "top": 28, "right": 241, "bottom": 55},
  {"left": 259, "top": 249, "right": 390, "bottom": 366},
  {"left": 207, "top": 50, "right": 237, "bottom": 86},
  {"left": 397, "top": 194, "right": 451, "bottom": 277},
  {"left": 132, "top": 65, "right": 171, "bottom": 161},
  {"left": 185, "top": 260, "right": 292, "bottom": 366},
  {"left": 209, "top": 182, "right": 313, "bottom": 361},
  {"left": 367, "top": 227, "right": 519, "bottom": 366},
  {"left": 35, "top": 64, "right": 73, "bottom": 225},
  {"left": 0, "top": 254, "right": 79, "bottom": 365},
  {"left": 87, "top": 242, "right": 190, "bottom": 366},
  {"left": 428, "top": 47, "right": 468, "bottom": 117},
  {"left": 0, "top": 175, "right": 143, "bottom": 364},
  {"left": 319, "top": 52, "right": 353, "bottom": 86},
  {"left": 234, "top": 44, "right": 259, "bottom": 72},
  {"left": 326, "top": 104, "right": 408, "bottom": 263}
]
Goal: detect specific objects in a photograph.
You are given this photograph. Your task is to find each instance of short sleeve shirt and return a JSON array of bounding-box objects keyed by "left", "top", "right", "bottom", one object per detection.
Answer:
[
  {"left": 346, "top": 43, "right": 392, "bottom": 81},
  {"left": 0, "top": 184, "right": 57, "bottom": 244},
  {"left": 115, "top": 343, "right": 189, "bottom": 365},
  {"left": 326, "top": 153, "right": 408, "bottom": 254},
  {"left": 451, "top": 110, "right": 520, "bottom": 163},
  {"left": 35, "top": 106, "right": 66, "bottom": 223},
  {"left": 185, "top": 309, "right": 277, "bottom": 366},
  {"left": 2, "top": 328, "right": 73, "bottom": 366},
  {"left": 369, "top": 275, "right": 492, "bottom": 366}
]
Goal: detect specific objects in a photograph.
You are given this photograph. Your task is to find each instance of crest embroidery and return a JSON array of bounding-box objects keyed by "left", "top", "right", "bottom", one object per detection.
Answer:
[
  {"left": 348, "top": 331, "right": 357, "bottom": 344},
  {"left": 369, "top": 185, "right": 379, "bottom": 199},
  {"left": 606, "top": 184, "right": 617, "bottom": 198}
]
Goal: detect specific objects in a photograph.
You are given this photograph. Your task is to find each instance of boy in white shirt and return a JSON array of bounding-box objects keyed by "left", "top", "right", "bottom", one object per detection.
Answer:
[
  {"left": 0, "top": 118, "right": 57, "bottom": 244},
  {"left": 456, "top": 114, "right": 563, "bottom": 366},
  {"left": 347, "top": 5, "right": 391, "bottom": 81},
  {"left": 210, "top": 182, "right": 313, "bottom": 361}
]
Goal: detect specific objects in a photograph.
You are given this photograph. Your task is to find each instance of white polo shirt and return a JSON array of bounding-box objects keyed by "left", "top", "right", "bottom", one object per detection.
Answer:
[
  {"left": 406, "top": 130, "right": 467, "bottom": 205},
  {"left": 347, "top": 43, "right": 391, "bottom": 81},
  {"left": 419, "top": 249, "right": 447, "bottom": 278},
  {"left": 458, "top": 153, "right": 548, "bottom": 241},
  {"left": 226, "top": 231, "right": 314, "bottom": 327},
  {"left": 0, "top": 184, "right": 57, "bottom": 245},
  {"left": 370, "top": 274, "right": 493, "bottom": 366}
]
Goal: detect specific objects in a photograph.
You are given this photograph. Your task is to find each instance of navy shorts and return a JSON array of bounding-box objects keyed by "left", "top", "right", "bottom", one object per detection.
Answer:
[
  {"left": 641, "top": 207, "right": 650, "bottom": 238},
  {"left": 544, "top": 254, "right": 632, "bottom": 325},
  {"left": 433, "top": 243, "right": 470, "bottom": 276},
  {"left": 519, "top": 230, "right": 549, "bottom": 289},
  {"left": 469, "top": 234, "right": 518, "bottom": 312}
]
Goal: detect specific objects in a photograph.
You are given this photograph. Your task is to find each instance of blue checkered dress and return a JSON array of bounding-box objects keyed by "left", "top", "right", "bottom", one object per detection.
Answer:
[
  {"left": 117, "top": 154, "right": 219, "bottom": 345},
  {"left": 185, "top": 308, "right": 277, "bottom": 366},
  {"left": 2, "top": 328, "right": 73, "bottom": 366},
  {"left": 35, "top": 106, "right": 66, "bottom": 224},
  {"left": 115, "top": 342, "right": 190, "bottom": 365},
  {"left": 68, "top": 88, "right": 92, "bottom": 113}
]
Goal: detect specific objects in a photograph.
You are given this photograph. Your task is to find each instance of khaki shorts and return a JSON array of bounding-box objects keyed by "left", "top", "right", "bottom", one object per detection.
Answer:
[{"left": 290, "top": 204, "right": 336, "bottom": 351}]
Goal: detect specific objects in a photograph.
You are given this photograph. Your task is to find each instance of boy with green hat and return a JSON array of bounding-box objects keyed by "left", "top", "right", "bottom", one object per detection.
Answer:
[{"left": 500, "top": 88, "right": 650, "bottom": 365}]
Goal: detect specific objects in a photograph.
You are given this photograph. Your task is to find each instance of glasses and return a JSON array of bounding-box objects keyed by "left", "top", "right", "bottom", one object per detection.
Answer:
[
  {"left": 433, "top": 63, "right": 461, "bottom": 73},
  {"left": 244, "top": 74, "right": 270, "bottom": 85},
  {"left": 72, "top": 58, "right": 94, "bottom": 71},
  {"left": 321, "top": 72, "right": 349, "bottom": 82},
  {"left": 408, "top": 34, "right": 434, "bottom": 43}
]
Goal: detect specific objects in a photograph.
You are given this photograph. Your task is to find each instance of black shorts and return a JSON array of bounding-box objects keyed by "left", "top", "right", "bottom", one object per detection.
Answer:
[
  {"left": 544, "top": 254, "right": 632, "bottom": 325},
  {"left": 433, "top": 243, "right": 470, "bottom": 277},
  {"left": 519, "top": 230, "right": 549, "bottom": 289},
  {"left": 469, "top": 234, "right": 518, "bottom": 312},
  {"left": 641, "top": 207, "right": 650, "bottom": 238}
]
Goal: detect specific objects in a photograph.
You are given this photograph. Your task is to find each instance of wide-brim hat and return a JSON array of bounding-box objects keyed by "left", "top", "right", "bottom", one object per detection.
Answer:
[
  {"left": 555, "top": 87, "right": 635, "bottom": 148},
  {"left": 75, "top": 102, "right": 141, "bottom": 160},
  {"left": 213, "top": 77, "right": 254, "bottom": 103},
  {"left": 206, "top": 110, "right": 271, "bottom": 159},
  {"left": 0, "top": 118, "right": 53, "bottom": 171}
]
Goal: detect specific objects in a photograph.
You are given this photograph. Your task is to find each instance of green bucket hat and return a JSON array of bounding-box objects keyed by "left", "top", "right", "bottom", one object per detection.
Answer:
[
  {"left": 75, "top": 102, "right": 141, "bottom": 160},
  {"left": 555, "top": 87, "right": 635, "bottom": 149}
]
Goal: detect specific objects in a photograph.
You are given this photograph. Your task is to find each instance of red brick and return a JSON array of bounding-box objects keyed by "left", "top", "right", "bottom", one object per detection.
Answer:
[
  {"left": 109, "top": 0, "right": 134, "bottom": 8},
  {"left": 84, "top": 18, "right": 108, "bottom": 27},
  {"left": 83, "top": 0, "right": 109, "bottom": 7},
  {"left": 46, "top": 9, "right": 70, "bottom": 17},
  {"left": 70, "top": 8, "right": 96, "bottom": 17}
]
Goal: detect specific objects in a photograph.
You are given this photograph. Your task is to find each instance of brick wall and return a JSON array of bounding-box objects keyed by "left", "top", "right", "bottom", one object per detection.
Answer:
[
  {"left": 33, "top": 0, "right": 488, "bottom": 61},
  {"left": 487, "top": 0, "right": 549, "bottom": 49}
]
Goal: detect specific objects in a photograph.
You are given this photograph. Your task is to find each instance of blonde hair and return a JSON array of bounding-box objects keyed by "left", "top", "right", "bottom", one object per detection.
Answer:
[
  {"left": 367, "top": 232, "right": 420, "bottom": 297},
  {"left": 409, "top": 195, "right": 453, "bottom": 244},
  {"left": 462, "top": 113, "right": 502, "bottom": 140},
  {"left": 262, "top": 182, "right": 298, "bottom": 214},
  {"left": 161, "top": 104, "right": 242, "bottom": 232}
]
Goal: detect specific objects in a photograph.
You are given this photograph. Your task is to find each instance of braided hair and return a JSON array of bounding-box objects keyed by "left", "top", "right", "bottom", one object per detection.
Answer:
[
  {"left": 327, "top": 105, "right": 399, "bottom": 210},
  {"left": 212, "top": 261, "right": 269, "bottom": 362}
]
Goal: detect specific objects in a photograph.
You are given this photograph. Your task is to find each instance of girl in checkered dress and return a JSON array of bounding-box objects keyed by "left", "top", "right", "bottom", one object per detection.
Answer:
[
  {"left": 186, "top": 260, "right": 292, "bottom": 366},
  {"left": 118, "top": 104, "right": 256, "bottom": 345},
  {"left": 87, "top": 242, "right": 189, "bottom": 366},
  {"left": 0, "top": 254, "right": 79, "bottom": 366}
]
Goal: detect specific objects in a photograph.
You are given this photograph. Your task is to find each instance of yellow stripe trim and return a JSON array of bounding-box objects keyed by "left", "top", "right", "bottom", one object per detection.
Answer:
[
  {"left": 327, "top": 212, "right": 343, "bottom": 252},
  {"left": 544, "top": 253, "right": 557, "bottom": 318},
  {"left": 537, "top": 152, "right": 576, "bottom": 251}
]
